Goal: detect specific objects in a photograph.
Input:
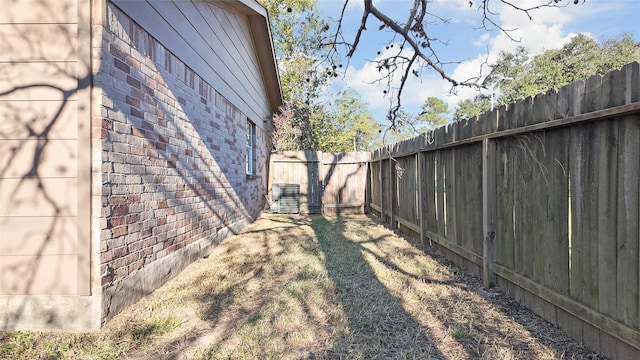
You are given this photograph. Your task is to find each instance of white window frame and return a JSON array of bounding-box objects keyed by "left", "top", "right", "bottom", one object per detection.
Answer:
[{"left": 246, "top": 120, "right": 255, "bottom": 175}]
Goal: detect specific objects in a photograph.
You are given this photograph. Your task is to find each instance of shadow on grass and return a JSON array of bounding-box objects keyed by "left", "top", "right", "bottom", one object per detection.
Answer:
[
  {"left": 310, "top": 214, "right": 603, "bottom": 359},
  {"left": 311, "top": 215, "right": 447, "bottom": 359}
]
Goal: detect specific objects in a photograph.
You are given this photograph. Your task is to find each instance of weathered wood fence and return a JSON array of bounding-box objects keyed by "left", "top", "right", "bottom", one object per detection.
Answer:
[
  {"left": 269, "top": 151, "right": 370, "bottom": 214},
  {"left": 370, "top": 62, "right": 640, "bottom": 358}
]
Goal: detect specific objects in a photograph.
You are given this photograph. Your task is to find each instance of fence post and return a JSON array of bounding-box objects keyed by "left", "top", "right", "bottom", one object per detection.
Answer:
[{"left": 482, "top": 137, "right": 497, "bottom": 288}]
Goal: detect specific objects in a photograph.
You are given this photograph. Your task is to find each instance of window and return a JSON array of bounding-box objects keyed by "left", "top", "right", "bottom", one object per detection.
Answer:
[{"left": 246, "top": 120, "right": 255, "bottom": 175}]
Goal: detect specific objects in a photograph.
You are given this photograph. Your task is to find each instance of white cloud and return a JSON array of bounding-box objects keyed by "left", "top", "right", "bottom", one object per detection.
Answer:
[
  {"left": 335, "top": 0, "right": 595, "bottom": 122},
  {"left": 339, "top": 45, "right": 451, "bottom": 121}
]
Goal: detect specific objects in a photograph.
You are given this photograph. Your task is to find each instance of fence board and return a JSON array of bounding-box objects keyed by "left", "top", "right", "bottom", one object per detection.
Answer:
[
  {"left": 436, "top": 152, "right": 446, "bottom": 237},
  {"left": 371, "top": 161, "right": 381, "bottom": 209},
  {"left": 397, "top": 155, "right": 418, "bottom": 227},
  {"left": 569, "top": 124, "right": 595, "bottom": 307},
  {"left": 596, "top": 120, "right": 619, "bottom": 319},
  {"left": 496, "top": 139, "right": 514, "bottom": 269},
  {"left": 422, "top": 152, "right": 437, "bottom": 234},
  {"left": 544, "top": 128, "right": 570, "bottom": 295},
  {"left": 616, "top": 116, "right": 640, "bottom": 328},
  {"left": 444, "top": 148, "right": 457, "bottom": 242}
]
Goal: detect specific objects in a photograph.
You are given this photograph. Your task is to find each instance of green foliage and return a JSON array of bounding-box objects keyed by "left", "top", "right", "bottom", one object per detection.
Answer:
[
  {"left": 259, "top": 0, "right": 335, "bottom": 150},
  {"left": 416, "top": 97, "right": 450, "bottom": 129},
  {"left": 453, "top": 95, "right": 490, "bottom": 121},
  {"left": 489, "top": 33, "right": 640, "bottom": 108},
  {"left": 319, "top": 89, "right": 379, "bottom": 151},
  {"left": 453, "top": 33, "right": 640, "bottom": 121}
]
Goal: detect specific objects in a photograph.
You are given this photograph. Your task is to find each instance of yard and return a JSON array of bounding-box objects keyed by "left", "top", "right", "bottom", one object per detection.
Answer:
[{"left": 1, "top": 214, "right": 604, "bottom": 359}]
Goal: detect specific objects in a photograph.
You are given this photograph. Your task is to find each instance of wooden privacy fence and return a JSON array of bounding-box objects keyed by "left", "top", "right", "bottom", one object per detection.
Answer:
[
  {"left": 268, "top": 151, "right": 370, "bottom": 214},
  {"left": 370, "top": 62, "right": 640, "bottom": 358}
]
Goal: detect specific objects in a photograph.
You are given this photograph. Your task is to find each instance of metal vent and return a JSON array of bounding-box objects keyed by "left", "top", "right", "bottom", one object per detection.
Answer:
[{"left": 272, "top": 183, "right": 300, "bottom": 214}]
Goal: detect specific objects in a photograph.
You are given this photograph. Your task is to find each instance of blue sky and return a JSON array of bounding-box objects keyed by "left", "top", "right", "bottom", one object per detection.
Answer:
[{"left": 315, "top": 0, "right": 640, "bottom": 124}]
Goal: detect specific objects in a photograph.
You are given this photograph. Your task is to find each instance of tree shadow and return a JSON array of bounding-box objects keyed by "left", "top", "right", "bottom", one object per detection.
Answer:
[{"left": 311, "top": 215, "right": 447, "bottom": 359}]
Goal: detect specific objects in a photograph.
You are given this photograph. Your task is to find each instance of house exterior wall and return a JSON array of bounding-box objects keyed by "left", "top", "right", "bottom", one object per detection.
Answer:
[
  {"left": 94, "top": 1, "right": 273, "bottom": 323},
  {"left": 1, "top": 0, "right": 278, "bottom": 331},
  {"left": 0, "top": 0, "right": 97, "bottom": 330}
]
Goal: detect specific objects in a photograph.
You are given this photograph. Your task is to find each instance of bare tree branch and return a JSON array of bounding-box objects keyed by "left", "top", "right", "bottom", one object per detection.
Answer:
[{"left": 326, "top": 0, "right": 584, "bottom": 127}]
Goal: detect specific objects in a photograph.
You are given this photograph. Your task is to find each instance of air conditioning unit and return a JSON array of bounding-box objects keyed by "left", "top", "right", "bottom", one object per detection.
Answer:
[{"left": 272, "top": 183, "right": 300, "bottom": 214}]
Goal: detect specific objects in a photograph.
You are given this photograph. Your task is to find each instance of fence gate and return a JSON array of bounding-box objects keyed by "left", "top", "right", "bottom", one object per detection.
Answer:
[{"left": 269, "top": 151, "right": 370, "bottom": 214}]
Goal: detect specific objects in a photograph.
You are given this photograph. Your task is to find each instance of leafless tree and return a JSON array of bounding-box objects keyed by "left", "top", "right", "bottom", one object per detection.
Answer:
[{"left": 322, "top": 0, "right": 585, "bottom": 127}]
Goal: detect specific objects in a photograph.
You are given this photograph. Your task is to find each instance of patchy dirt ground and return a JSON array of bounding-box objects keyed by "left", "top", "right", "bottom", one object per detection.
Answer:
[{"left": 1, "top": 214, "right": 605, "bottom": 359}]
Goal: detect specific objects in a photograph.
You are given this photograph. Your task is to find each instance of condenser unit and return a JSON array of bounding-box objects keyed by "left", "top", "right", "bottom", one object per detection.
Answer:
[{"left": 272, "top": 183, "right": 300, "bottom": 214}]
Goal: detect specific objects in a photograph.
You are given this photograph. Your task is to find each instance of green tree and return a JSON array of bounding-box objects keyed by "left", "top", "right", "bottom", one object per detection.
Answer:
[
  {"left": 489, "top": 33, "right": 640, "bottom": 108},
  {"left": 321, "top": 89, "right": 379, "bottom": 152},
  {"left": 259, "top": 0, "right": 333, "bottom": 150},
  {"left": 453, "top": 95, "right": 490, "bottom": 121},
  {"left": 416, "top": 97, "right": 450, "bottom": 129}
]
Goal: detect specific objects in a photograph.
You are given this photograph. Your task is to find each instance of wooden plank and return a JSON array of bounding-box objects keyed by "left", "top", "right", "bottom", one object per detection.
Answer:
[
  {"left": 616, "top": 116, "right": 640, "bottom": 328},
  {"left": 518, "top": 133, "right": 539, "bottom": 282},
  {"left": 444, "top": 148, "right": 457, "bottom": 243},
  {"left": 423, "top": 152, "right": 437, "bottom": 234},
  {"left": 543, "top": 127, "right": 570, "bottom": 295},
  {"left": 497, "top": 138, "right": 515, "bottom": 270},
  {"left": 512, "top": 137, "right": 524, "bottom": 276},
  {"left": 436, "top": 151, "right": 446, "bottom": 237},
  {"left": 531, "top": 131, "right": 547, "bottom": 285},
  {"left": 495, "top": 264, "right": 640, "bottom": 352},
  {"left": 389, "top": 158, "right": 396, "bottom": 229},
  {"left": 585, "top": 123, "right": 601, "bottom": 310},
  {"left": 425, "top": 230, "right": 483, "bottom": 266},
  {"left": 622, "top": 62, "right": 639, "bottom": 104},
  {"left": 597, "top": 120, "right": 618, "bottom": 319},
  {"left": 472, "top": 143, "right": 485, "bottom": 256},
  {"left": 417, "top": 153, "right": 424, "bottom": 243},
  {"left": 394, "top": 215, "right": 421, "bottom": 234},
  {"left": 379, "top": 160, "right": 385, "bottom": 221},
  {"left": 568, "top": 123, "right": 595, "bottom": 306},
  {"left": 483, "top": 138, "right": 497, "bottom": 287}
]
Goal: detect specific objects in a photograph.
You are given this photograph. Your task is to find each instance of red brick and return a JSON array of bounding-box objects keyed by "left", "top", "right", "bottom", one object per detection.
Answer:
[
  {"left": 109, "top": 43, "right": 127, "bottom": 61},
  {"left": 114, "top": 58, "right": 130, "bottom": 74},
  {"left": 112, "top": 245, "right": 127, "bottom": 258},
  {"left": 130, "top": 107, "right": 144, "bottom": 119},
  {"left": 112, "top": 205, "right": 129, "bottom": 216},
  {"left": 126, "top": 213, "right": 140, "bottom": 224},
  {"left": 100, "top": 251, "right": 113, "bottom": 263},
  {"left": 109, "top": 196, "right": 127, "bottom": 205},
  {"left": 126, "top": 75, "right": 141, "bottom": 89},
  {"left": 107, "top": 216, "right": 125, "bottom": 228},
  {"left": 111, "top": 226, "right": 128, "bottom": 237},
  {"left": 126, "top": 95, "right": 141, "bottom": 108}
]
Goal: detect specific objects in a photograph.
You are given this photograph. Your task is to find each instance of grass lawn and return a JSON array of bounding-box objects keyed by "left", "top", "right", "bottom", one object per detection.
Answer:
[{"left": 0, "top": 214, "right": 604, "bottom": 359}]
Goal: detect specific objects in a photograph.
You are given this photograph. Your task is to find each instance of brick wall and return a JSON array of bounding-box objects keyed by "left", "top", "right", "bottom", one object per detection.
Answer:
[{"left": 93, "top": 4, "right": 270, "bottom": 321}]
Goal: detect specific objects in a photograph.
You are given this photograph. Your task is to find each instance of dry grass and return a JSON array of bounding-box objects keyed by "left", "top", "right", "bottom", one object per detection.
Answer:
[{"left": 0, "top": 214, "right": 605, "bottom": 359}]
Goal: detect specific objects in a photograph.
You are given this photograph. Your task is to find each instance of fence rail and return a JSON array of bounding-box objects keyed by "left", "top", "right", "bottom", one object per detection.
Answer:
[{"left": 369, "top": 62, "right": 640, "bottom": 358}]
